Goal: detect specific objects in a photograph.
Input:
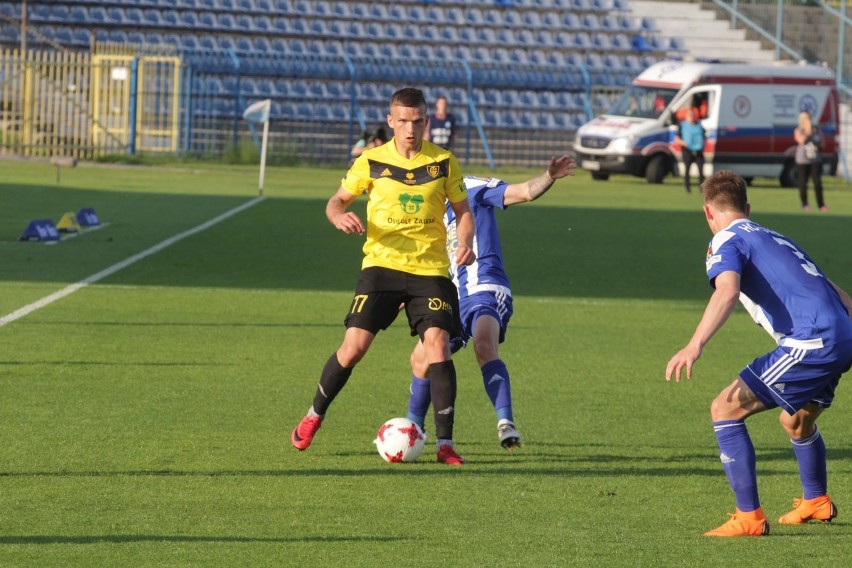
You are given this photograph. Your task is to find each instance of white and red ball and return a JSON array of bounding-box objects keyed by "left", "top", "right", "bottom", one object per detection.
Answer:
[{"left": 374, "top": 417, "right": 427, "bottom": 463}]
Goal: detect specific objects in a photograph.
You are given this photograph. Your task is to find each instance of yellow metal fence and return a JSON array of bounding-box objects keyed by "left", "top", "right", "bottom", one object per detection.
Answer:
[{"left": 0, "top": 48, "right": 180, "bottom": 160}]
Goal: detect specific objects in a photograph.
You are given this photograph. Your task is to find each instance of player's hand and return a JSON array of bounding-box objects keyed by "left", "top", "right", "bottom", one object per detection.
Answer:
[
  {"left": 547, "top": 155, "right": 578, "bottom": 180},
  {"left": 665, "top": 344, "right": 701, "bottom": 382},
  {"left": 331, "top": 211, "right": 365, "bottom": 235},
  {"left": 455, "top": 244, "right": 476, "bottom": 266}
]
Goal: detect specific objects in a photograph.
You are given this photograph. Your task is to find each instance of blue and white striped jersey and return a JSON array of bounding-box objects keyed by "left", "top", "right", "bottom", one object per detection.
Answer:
[
  {"left": 445, "top": 176, "right": 512, "bottom": 300},
  {"left": 707, "top": 219, "right": 852, "bottom": 348}
]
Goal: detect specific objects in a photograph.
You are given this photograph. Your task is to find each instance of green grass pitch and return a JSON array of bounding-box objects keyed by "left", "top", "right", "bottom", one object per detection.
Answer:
[{"left": 1, "top": 159, "right": 852, "bottom": 566}]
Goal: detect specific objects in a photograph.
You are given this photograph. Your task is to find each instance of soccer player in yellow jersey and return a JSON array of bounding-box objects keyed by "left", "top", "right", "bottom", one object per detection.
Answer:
[{"left": 291, "top": 88, "right": 476, "bottom": 465}]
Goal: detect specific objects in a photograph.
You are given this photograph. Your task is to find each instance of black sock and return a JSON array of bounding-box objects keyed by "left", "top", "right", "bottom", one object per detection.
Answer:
[
  {"left": 427, "top": 360, "right": 457, "bottom": 440},
  {"left": 311, "top": 353, "right": 354, "bottom": 416}
]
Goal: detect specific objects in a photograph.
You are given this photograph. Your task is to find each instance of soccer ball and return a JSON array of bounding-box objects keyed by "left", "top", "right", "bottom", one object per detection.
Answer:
[{"left": 374, "top": 417, "right": 427, "bottom": 463}]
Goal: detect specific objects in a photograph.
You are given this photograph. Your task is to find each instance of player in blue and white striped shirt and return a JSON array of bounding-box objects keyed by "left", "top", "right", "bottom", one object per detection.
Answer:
[
  {"left": 406, "top": 155, "right": 577, "bottom": 450},
  {"left": 666, "top": 170, "right": 852, "bottom": 537}
]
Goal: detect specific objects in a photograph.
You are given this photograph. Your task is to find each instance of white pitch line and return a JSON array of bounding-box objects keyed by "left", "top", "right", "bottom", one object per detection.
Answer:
[{"left": 0, "top": 196, "right": 266, "bottom": 328}]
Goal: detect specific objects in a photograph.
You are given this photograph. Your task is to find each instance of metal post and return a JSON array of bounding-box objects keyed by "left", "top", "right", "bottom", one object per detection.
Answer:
[
  {"left": 775, "top": 0, "right": 783, "bottom": 61},
  {"left": 838, "top": 1, "right": 846, "bottom": 87},
  {"left": 228, "top": 49, "right": 240, "bottom": 151},
  {"left": 128, "top": 58, "right": 138, "bottom": 155},
  {"left": 732, "top": 0, "right": 738, "bottom": 29},
  {"left": 20, "top": 0, "right": 27, "bottom": 55}
]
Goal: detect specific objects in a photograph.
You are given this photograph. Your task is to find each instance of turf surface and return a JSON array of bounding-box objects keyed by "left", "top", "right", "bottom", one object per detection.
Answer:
[{"left": 1, "top": 159, "right": 851, "bottom": 566}]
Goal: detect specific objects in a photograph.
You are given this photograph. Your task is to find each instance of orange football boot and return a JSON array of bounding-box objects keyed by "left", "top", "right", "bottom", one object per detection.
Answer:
[
  {"left": 704, "top": 508, "right": 770, "bottom": 537},
  {"left": 778, "top": 495, "right": 837, "bottom": 525}
]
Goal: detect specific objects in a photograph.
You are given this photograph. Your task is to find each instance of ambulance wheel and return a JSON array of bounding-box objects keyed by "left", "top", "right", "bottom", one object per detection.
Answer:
[
  {"left": 590, "top": 172, "right": 610, "bottom": 181},
  {"left": 779, "top": 163, "right": 798, "bottom": 188},
  {"left": 645, "top": 155, "right": 669, "bottom": 184}
]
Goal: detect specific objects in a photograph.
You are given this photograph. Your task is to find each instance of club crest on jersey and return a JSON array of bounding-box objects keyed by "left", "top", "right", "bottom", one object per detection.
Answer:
[
  {"left": 427, "top": 165, "right": 440, "bottom": 178},
  {"left": 399, "top": 193, "right": 424, "bottom": 213}
]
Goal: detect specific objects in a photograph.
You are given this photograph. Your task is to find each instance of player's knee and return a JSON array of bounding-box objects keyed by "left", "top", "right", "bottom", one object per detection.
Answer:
[
  {"left": 709, "top": 393, "right": 739, "bottom": 421},
  {"left": 779, "top": 412, "right": 814, "bottom": 439},
  {"left": 337, "top": 344, "right": 368, "bottom": 367}
]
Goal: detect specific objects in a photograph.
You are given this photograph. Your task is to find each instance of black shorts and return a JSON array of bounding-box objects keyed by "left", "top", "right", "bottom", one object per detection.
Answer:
[{"left": 344, "top": 267, "right": 462, "bottom": 340}]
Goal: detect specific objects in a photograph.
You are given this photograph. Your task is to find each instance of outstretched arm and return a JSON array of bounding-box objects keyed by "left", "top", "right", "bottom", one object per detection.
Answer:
[
  {"left": 326, "top": 186, "right": 364, "bottom": 235},
  {"left": 503, "top": 155, "right": 577, "bottom": 206},
  {"left": 665, "top": 270, "right": 741, "bottom": 382},
  {"left": 449, "top": 198, "right": 476, "bottom": 266}
]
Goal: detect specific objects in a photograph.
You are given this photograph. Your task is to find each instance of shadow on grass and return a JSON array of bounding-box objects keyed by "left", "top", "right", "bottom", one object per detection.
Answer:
[
  {"left": 4, "top": 183, "right": 850, "bottom": 302},
  {"left": 0, "top": 534, "right": 405, "bottom": 545}
]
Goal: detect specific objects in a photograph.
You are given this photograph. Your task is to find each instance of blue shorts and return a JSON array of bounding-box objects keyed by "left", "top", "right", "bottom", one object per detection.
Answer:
[
  {"left": 740, "top": 340, "right": 852, "bottom": 414},
  {"left": 458, "top": 291, "right": 514, "bottom": 343}
]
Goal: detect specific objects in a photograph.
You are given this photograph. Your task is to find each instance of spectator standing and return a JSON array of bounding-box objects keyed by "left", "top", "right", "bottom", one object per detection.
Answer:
[
  {"left": 674, "top": 106, "right": 706, "bottom": 194},
  {"left": 794, "top": 111, "right": 827, "bottom": 212},
  {"left": 425, "top": 96, "right": 457, "bottom": 151}
]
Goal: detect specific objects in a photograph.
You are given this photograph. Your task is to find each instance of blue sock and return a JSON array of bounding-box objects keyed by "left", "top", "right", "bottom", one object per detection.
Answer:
[
  {"left": 713, "top": 420, "right": 760, "bottom": 512},
  {"left": 791, "top": 426, "right": 828, "bottom": 499},
  {"left": 406, "top": 374, "right": 431, "bottom": 429},
  {"left": 481, "top": 359, "right": 513, "bottom": 423}
]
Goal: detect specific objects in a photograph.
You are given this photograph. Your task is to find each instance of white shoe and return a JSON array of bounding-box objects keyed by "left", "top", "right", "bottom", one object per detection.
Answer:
[{"left": 497, "top": 420, "right": 522, "bottom": 450}]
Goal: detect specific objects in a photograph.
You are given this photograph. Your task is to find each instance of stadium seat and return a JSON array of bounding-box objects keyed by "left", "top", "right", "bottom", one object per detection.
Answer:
[
  {"left": 370, "top": 4, "right": 389, "bottom": 20},
  {"left": 516, "top": 29, "right": 536, "bottom": 46},
  {"left": 178, "top": 11, "right": 199, "bottom": 28},
  {"left": 331, "top": 1, "right": 350, "bottom": 18},
  {"left": 48, "top": 5, "right": 69, "bottom": 22},
  {"left": 522, "top": 11, "right": 542, "bottom": 27},
  {"left": 30, "top": 4, "right": 51, "bottom": 21},
  {"left": 415, "top": 45, "right": 435, "bottom": 59},
  {"left": 547, "top": 51, "right": 566, "bottom": 67},
  {"left": 553, "top": 31, "right": 572, "bottom": 48},
  {"left": 527, "top": 31, "right": 551, "bottom": 49},
  {"left": 407, "top": 5, "right": 426, "bottom": 21},
  {"left": 351, "top": 2, "right": 368, "bottom": 19},
  {"left": 440, "top": 27, "right": 459, "bottom": 43},
  {"left": 196, "top": 11, "right": 216, "bottom": 28},
  {"left": 88, "top": 6, "right": 107, "bottom": 24},
  {"left": 425, "top": 5, "right": 445, "bottom": 24},
  {"left": 582, "top": 14, "right": 600, "bottom": 30},
  {"left": 465, "top": 8, "right": 483, "bottom": 25},
  {"left": 528, "top": 49, "right": 548, "bottom": 66},
  {"left": 509, "top": 49, "right": 530, "bottom": 65},
  {"left": 562, "top": 12, "right": 581, "bottom": 30},
  {"left": 480, "top": 27, "right": 500, "bottom": 45},
  {"left": 146, "top": 32, "right": 164, "bottom": 45},
  {"left": 495, "top": 29, "right": 513, "bottom": 45},
  {"left": 142, "top": 9, "right": 162, "bottom": 26},
  {"left": 198, "top": 35, "right": 217, "bottom": 50},
  {"left": 504, "top": 10, "right": 522, "bottom": 27},
  {"left": 446, "top": 7, "right": 464, "bottom": 25},
  {"left": 592, "top": 33, "right": 611, "bottom": 50},
  {"left": 69, "top": 6, "right": 88, "bottom": 23},
  {"left": 235, "top": 37, "right": 253, "bottom": 52},
  {"left": 182, "top": 35, "right": 200, "bottom": 51},
  {"left": 572, "top": 0, "right": 591, "bottom": 10},
  {"left": 574, "top": 32, "right": 593, "bottom": 49},
  {"left": 611, "top": 33, "right": 631, "bottom": 51},
  {"left": 255, "top": 16, "right": 272, "bottom": 33},
  {"left": 520, "top": 111, "right": 537, "bottom": 129},
  {"left": 218, "top": 13, "right": 237, "bottom": 30}
]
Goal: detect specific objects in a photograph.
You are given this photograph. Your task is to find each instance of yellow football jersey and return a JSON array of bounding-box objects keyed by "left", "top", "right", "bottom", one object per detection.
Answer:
[{"left": 342, "top": 139, "right": 466, "bottom": 276}]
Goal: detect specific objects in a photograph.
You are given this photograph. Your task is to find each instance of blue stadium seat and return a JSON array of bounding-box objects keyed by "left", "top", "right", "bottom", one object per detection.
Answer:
[
  {"left": 406, "top": 4, "right": 425, "bottom": 21},
  {"left": 509, "top": 48, "right": 529, "bottom": 65},
  {"left": 491, "top": 48, "right": 510, "bottom": 64},
  {"left": 361, "top": 43, "right": 380, "bottom": 58},
  {"left": 670, "top": 36, "right": 687, "bottom": 52},
  {"left": 620, "top": 16, "right": 641, "bottom": 32},
  {"left": 255, "top": 16, "right": 272, "bottom": 33},
  {"left": 553, "top": 31, "right": 571, "bottom": 48},
  {"left": 520, "top": 111, "right": 537, "bottom": 129},
  {"left": 236, "top": 0, "right": 255, "bottom": 11},
  {"left": 465, "top": 8, "right": 483, "bottom": 25},
  {"left": 104, "top": 7, "right": 125, "bottom": 24},
  {"left": 425, "top": 5, "right": 446, "bottom": 24},
  {"left": 69, "top": 6, "right": 88, "bottom": 23},
  {"left": 389, "top": 4, "right": 406, "bottom": 21},
  {"left": 501, "top": 90, "right": 520, "bottom": 107},
  {"left": 369, "top": 4, "right": 389, "bottom": 20},
  {"left": 127, "top": 31, "right": 145, "bottom": 44},
  {"left": 483, "top": 9, "right": 501, "bottom": 26},
  {"left": 572, "top": 0, "right": 591, "bottom": 10},
  {"left": 235, "top": 14, "right": 254, "bottom": 32},
  {"left": 256, "top": 0, "right": 274, "bottom": 11},
  {"left": 159, "top": 10, "right": 178, "bottom": 27},
  {"left": 197, "top": 11, "right": 216, "bottom": 28},
  {"left": 198, "top": 35, "right": 216, "bottom": 50},
  {"left": 584, "top": 53, "right": 604, "bottom": 69},
  {"left": 565, "top": 52, "right": 584, "bottom": 67},
  {"left": 529, "top": 30, "right": 551, "bottom": 48},
  {"left": 641, "top": 17, "right": 658, "bottom": 32},
  {"left": 446, "top": 7, "right": 464, "bottom": 25},
  {"left": 88, "top": 6, "right": 107, "bottom": 24},
  {"left": 539, "top": 91, "right": 558, "bottom": 108},
  {"left": 415, "top": 44, "right": 435, "bottom": 59},
  {"left": 179, "top": 11, "right": 199, "bottom": 28},
  {"left": 350, "top": 2, "right": 368, "bottom": 19},
  {"left": 197, "top": 0, "right": 216, "bottom": 8},
  {"left": 528, "top": 49, "right": 548, "bottom": 66},
  {"left": 574, "top": 32, "right": 592, "bottom": 49},
  {"left": 48, "top": 5, "right": 69, "bottom": 22},
  {"left": 219, "top": 0, "right": 236, "bottom": 10},
  {"left": 418, "top": 24, "right": 437, "bottom": 42},
  {"left": 523, "top": 11, "right": 542, "bottom": 27},
  {"left": 347, "top": 21, "right": 366, "bottom": 38},
  {"left": 603, "top": 53, "right": 623, "bottom": 70},
  {"left": 182, "top": 35, "right": 200, "bottom": 51},
  {"left": 500, "top": 110, "right": 519, "bottom": 129},
  {"left": 324, "top": 40, "right": 344, "bottom": 56},
  {"left": 326, "top": 81, "right": 345, "bottom": 98},
  {"left": 496, "top": 29, "right": 515, "bottom": 45},
  {"left": 538, "top": 113, "right": 557, "bottom": 130},
  {"left": 546, "top": 51, "right": 566, "bottom": 67},
  {"left": 401, "top": 24, "right": 422, "bottom": 41},
  {"left": 611, "top": 33, "right": 630, "bottom": 51},
  {"left": 592, "top": 33, "right": 611, "bottom": 50},
  {"left": 218, "top": 13, "right": 236, "bottom": 30},
  {"left": 235, "top": 37, "right": 252, "bottom": 52},
  {"left": 142, "top": 9, "right": 162, "bottom": 26},
  {"left": 519, "top": 89, "right": 538, "bottom": 108},
  {"left": 272, "top": 79, "right": 289, "bottom": 97},
  {"left": 440, "top": 27, "right": 459, "bottom": 43},
  {"left": 512, "top": 28, "right": 533, "bottom": 46},
  {"left": 562, "top": 12, "right": 581, "bottom": 30},
  {"left": 218, "top": 35, "right": 236, "bottom": 50},
  {"left": 163, "top": 33, "right": 181, "bottom": 47},
  {"left": 582, "top": 14, "right": 600, "bottom": 30},
  {"left": 31, "top": 4, "right": 51, "bottom": 21},
  {"left": 332, "top": 1, "right": 350, "bottom": 17},
  {"left": 504, "top": 10, "right": 522, "bottom": 27},
  {"left": 143, "top": 32, "right": 162, "bottom": 45}
]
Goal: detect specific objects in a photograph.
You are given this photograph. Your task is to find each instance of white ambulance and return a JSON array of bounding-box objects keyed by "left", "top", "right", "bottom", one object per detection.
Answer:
[{"left": 573, "top": 60, "right": 839, "bottom": 186}]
